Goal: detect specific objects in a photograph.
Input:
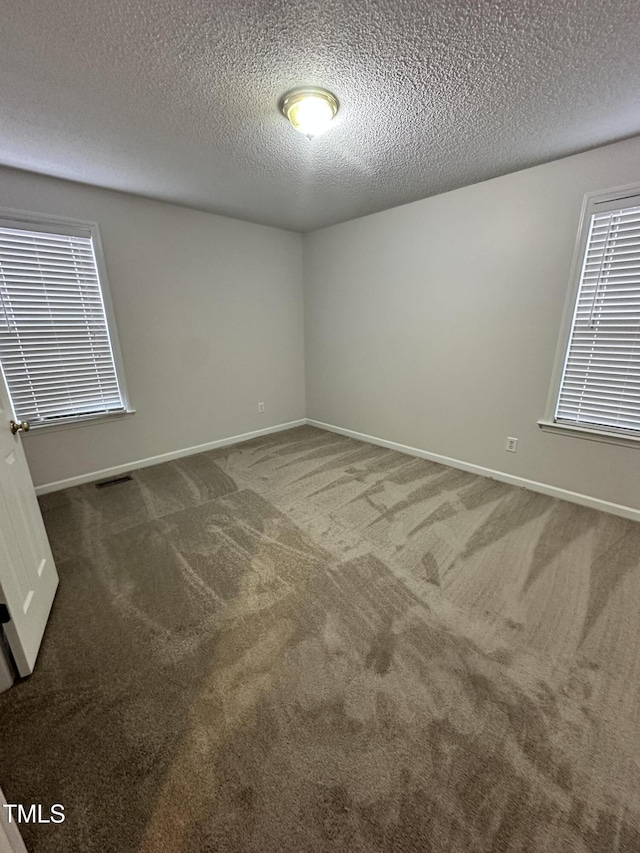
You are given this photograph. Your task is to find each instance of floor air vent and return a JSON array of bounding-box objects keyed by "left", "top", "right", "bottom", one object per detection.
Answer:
[{"left": 95, "top": 474, "right": 133, "bottom": 489}]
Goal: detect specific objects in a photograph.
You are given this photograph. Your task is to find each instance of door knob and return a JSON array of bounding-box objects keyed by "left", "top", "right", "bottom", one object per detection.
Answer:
[{"left": 9, "top": 420, "right": 30, "bottom": 435}]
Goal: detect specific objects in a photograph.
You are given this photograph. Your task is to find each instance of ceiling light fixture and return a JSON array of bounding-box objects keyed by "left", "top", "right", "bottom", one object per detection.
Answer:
[{"left": 279, "top": 87, "right": 339, "bottom": 139}]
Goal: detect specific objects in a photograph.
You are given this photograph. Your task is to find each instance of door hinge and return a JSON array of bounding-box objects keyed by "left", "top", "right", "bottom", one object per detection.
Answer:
[{"left": 0, "top": 604, "right": 11, "bottom": 624}]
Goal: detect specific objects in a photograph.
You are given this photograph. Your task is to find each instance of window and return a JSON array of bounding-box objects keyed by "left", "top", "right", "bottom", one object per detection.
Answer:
[
  {"left": 541, "top": 186, "right": 640, "bottom": 444},
  {"left": 0, "top": 213, "right": 131, "bottom": 429}
]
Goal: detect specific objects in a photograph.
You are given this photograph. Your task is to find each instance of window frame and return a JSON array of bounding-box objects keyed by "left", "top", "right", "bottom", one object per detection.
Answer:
[
  {"left": 539, "top": 182, "right": 640, "bottom": 447},
  {"left": 0, "top": 207, "right": 134, "bottom": 432}
]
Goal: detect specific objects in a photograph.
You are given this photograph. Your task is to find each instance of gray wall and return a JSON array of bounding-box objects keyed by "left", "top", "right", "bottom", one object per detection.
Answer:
[
  {"left": 4, "top": 135, "right": 640, "bottom": 509},
  {"left": 304, "top": 136, "right": 640, "bottom": 510},
  {"left": 0, "top": 167, "right": 305, "bottom": 487}
]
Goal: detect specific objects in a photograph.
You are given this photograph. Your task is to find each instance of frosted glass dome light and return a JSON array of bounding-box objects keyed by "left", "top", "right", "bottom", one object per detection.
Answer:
[{"left": 280, "top": 87, "right": 339, "bottom": 139}]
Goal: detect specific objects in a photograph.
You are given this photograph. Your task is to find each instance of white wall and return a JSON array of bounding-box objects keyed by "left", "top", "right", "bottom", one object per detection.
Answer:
[
  {"left": 304, "top": 136, "right": 640, "bottom": 511},
  {"left": 5, "top": 136, "right": 640, "bottom": 509},
  {"left": 0, "top": 167, "right": 305, "bottom": 487}
]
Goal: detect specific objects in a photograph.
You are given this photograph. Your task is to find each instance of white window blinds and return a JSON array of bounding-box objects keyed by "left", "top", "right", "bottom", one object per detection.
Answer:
[
  {"left": 555, "top": 200, "right": 640, "bottom": 435},
  {"left": 0, "top": 224, "right": 127, "bottom": 426}
]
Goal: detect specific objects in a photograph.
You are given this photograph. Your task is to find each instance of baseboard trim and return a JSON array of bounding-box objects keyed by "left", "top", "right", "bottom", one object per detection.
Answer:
[
  {"left": 35, "top": 416, "right": 640, "bottom": 522},
  {"left": 34, "top": 419, "right": 307, "bottom": 495},
  {"left": 307, "top": 419, "right": 640, "bottom": 523}
]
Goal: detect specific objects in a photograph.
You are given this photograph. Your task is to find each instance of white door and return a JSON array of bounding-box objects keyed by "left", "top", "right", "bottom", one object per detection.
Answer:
[
  {"left": 0, "top": 369, "right": 58, "bottom": 677},
  {"left": 0, "top": 787, "right": 28, "bottom": 853}
]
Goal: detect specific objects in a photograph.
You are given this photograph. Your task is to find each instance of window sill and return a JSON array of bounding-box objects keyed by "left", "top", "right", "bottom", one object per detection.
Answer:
[
  {"left": 25, "top": 409, "right": 136, "bottom": 435},
  {"left": 537, "top": 419, "right": 640, "bottom": 448}
]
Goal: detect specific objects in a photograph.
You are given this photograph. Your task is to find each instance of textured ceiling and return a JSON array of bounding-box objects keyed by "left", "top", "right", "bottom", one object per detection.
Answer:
[{"left": 1, "top": 0, "right": 639, "bottom": 232}]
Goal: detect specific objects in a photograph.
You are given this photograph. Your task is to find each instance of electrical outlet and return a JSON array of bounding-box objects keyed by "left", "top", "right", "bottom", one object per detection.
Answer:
[
  {"left": 258, "top": 402, "right": 265, "bottom": 413},
  {"left": 505, "top": 437, "right": 518, "bottom": 453}
]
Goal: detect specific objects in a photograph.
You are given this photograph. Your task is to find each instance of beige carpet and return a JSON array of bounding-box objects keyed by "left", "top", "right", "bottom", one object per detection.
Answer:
[{"left": 1, "top": 425, "right": 640, "bottom": 852}]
